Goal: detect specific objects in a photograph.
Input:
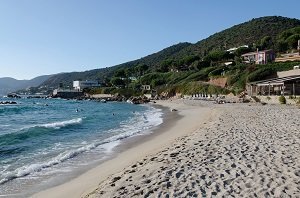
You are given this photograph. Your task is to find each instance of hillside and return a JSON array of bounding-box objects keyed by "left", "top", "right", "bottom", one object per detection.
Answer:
[
  {"left": 41, "top": 42, "right": 191, "bottom": 88},
  {"left": 40, "top": 16, "right": 300, "bottom": 89},
  {"left": 176, "top": 16, "right": 300, "bottom": 57},
  {"left": 114, "top": 16, "right": 300, "bottom": 69},
  {"left": 0, "top": 75, "right": 51, "bottom": 95}
]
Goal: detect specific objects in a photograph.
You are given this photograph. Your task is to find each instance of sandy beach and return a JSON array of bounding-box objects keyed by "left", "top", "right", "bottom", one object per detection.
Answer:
[
  {"left": 33, "top": 99, "right": 300, "bottom": 198},
  {"left": 32, "top": 100, "right": 215, "bottom": 198}
]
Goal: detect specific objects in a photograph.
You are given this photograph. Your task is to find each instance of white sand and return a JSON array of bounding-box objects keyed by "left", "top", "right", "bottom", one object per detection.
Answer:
[
  {"left": 84, "top": 101, "right": 300, "bottom": 198},
  {"left": 32, "top": 100, "right": 215, "bottom": 198}
]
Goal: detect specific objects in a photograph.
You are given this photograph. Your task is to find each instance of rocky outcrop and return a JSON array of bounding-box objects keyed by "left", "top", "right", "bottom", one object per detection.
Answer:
[
  {"left": 0, "top": 101, "right": 17, "bottom": 105},
  {"left": 128, "top": 96, "right": 150, "bottom": 104}
]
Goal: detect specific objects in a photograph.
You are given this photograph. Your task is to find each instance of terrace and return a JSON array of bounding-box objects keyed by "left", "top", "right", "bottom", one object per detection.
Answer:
[{"left": 246, "top": 75, "right": 300, "bottom": 96}]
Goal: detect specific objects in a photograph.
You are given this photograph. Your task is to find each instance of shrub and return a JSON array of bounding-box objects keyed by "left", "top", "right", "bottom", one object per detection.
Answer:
[
  {"left": 208, "top": 66, "right": 226, "bottom": 77},
  {"left": 247, "top": 67, "right": 276, "bottom": 82},
  {"left": 279, "top": 95, "right": 286, "bottom": 104},
  {"left": 266, "top": 96, "right": 271, "bottom": 101},
  {"left": 296, "top": 97, "right": 300, "bottom": 105}
]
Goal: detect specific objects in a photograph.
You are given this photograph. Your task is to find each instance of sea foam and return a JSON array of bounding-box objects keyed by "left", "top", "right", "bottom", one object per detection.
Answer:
[
  {"left": 0, "top": 105, "right": 163, "bottom": 187},
  {"left": 38, "top": 118, "right": 83, "bottom": 129}
]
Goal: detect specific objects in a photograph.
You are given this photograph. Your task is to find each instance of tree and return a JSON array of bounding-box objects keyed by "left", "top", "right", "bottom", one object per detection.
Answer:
[
  {"left": 190, "top": 60, "right": 210, "bottom": 70},
  {"left": 275, "top": 40, "right": 288, "bottom": 52},
  {"left": 110, "top": 77, "right": 125, "bottom": 87},
  {"left": 114, "top": 69, "right": 126, "bottom": 78},
  {"left": 259, "top": 36, "right": 273, "bottom": 50},
  {"left": 234, "top": 47, "right": 251, "bottom": 57},
  {"left": 136, "top": 63, "right": 149, "bottom": 76},
  {"left": 102, "top": 77, "right": 111, "bottom": 87},
  {"left": 181, "top": 55, "right": 200, "bottom": 65},
  {"left": 286, "top": 34, "right": 300, "bottom": 49},
  {"left": 157, "top": 60, "right": 172, "bottom": 72},
  {"left": 125, "top": 67, "right": 133, "bottom": 78},
  {"left": 204, "top": 50, "right": 226, "bottom": 62}
]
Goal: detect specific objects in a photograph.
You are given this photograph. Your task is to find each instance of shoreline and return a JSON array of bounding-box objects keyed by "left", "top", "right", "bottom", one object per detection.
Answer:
[
  {"left": 32, "top": 100, "right": 216, "bottom": 198},
  {"left": 86, "top": 101, "right": 300, "bottom": 197}
]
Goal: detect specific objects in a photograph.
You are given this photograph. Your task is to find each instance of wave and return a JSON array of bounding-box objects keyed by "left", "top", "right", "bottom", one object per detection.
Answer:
[
  {"left": 0, "top": 105, "right": 33, "bottom": 115},
  {"left": 0, "top": 118, "right": 83, "bottom": 146},
  {"left": 0, "top": 107, "right": 163, "bottom": 185},
  {"left": 19, "top": 118, "right": 83, "bottom": 131},
  {"left": 0, "top": 141, "right": 98, "bottom": 185},
  {"left": 0, "top": 142, "right": 84, "bottom": 184},
  {"left": 96, "top": 106, "right": 163, "bottom": 148},
  {"left": 37, "top": 118, "right": 82, "bottom": 129}
]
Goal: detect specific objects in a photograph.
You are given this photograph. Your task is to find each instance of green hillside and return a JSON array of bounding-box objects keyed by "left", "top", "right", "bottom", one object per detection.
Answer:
[
  {"left": 39, "top": 16, "right": 300, "bottom": 92},
  {"left": 40, "top": 42, "right": 191, "bottom": 88},
  {"left": 177, "top": 16, "right": 300, "bottom": 57}
]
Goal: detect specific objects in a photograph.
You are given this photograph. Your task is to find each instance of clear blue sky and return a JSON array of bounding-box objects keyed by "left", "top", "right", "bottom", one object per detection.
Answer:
[{"left": 1, "top": 0, "right": 300, "bottom": 80}]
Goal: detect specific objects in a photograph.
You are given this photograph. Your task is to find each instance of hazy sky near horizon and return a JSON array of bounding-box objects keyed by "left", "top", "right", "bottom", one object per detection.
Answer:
[{"left": 1, "top": 0, "right": 300, "bottom": 80}]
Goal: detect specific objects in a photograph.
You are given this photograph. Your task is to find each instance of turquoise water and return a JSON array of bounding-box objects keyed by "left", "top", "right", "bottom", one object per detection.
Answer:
[{"left": 0, "top": 98, "right": 163, "bottom": 196}]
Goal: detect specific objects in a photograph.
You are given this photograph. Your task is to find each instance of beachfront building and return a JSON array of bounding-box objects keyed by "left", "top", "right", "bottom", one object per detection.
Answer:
[
  {"left": 246, "top": 75, "right": 300, "bottom": 96},
  {"left": 73, "top": 80, "right": 101, "bottom": 91},
  {"left": 241, "top": 49, "right": 275, "bottom": 65}
]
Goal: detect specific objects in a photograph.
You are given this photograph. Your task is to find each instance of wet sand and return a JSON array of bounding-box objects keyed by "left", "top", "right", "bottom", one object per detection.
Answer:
[
  {"left": 85, "top": 100, "right": 300, "bottom": 198},
  {"left": 33, "top": 100, "right": 215, "bottom": 198}
]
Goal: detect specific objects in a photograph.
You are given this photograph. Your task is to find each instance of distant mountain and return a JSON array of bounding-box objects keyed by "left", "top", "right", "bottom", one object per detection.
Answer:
[
  {"left": 0, "top": 75, "right": 51, "bottom": 95},
  {"left": 40, "top": 16, "right": 300, "bottom": 88},
  {"left": 40, "top": 42, "right": 192, "bottom": 88}
]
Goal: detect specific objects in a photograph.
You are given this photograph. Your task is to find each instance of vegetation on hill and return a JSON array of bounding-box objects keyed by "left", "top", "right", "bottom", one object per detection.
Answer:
[
  {"left": 178, "top": 16, "right": 300, "bottom": 57},
  {"left": 87, "top": 61, "right": 300, "bottom": 97},
  {"left": 21, "top": 16, "right": 300, "bottom": 97}
]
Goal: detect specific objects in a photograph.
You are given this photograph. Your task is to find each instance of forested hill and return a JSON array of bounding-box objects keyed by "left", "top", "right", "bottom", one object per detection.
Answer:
[
  {"left": 40, "top": 42, "right": 192, "bottom": 87},
  {"left": 174, "top": 16, "right": 300, "bottom": 58},
  {"left": 41, "top": 16, "right": 300, "bottom": 88}
]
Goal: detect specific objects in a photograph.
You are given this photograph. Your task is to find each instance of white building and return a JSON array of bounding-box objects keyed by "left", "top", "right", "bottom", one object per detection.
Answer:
[
  {"left": 141, "top": 85, "right": 151, "bottom": 91},
  {"left": 73, "top": 80, "right": 100, "bottom": 90},
  {"left": 226, "top": 45, "right": 249, "bottom": 53}
]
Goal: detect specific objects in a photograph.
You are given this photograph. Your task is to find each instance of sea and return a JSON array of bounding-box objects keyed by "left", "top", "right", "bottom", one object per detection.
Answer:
[{"left": 0, "top": 97, "right": 163, "bottom": 197}]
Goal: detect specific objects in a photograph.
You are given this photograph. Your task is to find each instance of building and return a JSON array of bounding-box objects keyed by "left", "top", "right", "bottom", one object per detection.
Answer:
[
  {"left": 226, "top": 45, "right": 249, "bottom": 54},
  {"left": 275, "top": 52, "right": 300, "bottom": 62},
  {"left": 73, "top": 80, "right": 100, "bottom": 91},
  {"left": 129, "top": 77, "right": 137, "bottom": 81},
  {"left": 241, "top": 49, "right": 275, "bottom": 64},
  {"left": 275, "top": 40, "right": 300, "bottom": 62},
  {"left": 141, "top": 85, "right": 151, "bottom": 91},
  {"left": 52, "top": 89, "right": 84, "bottom": 98},
  {"left": 246, "top": 75, "right": 300, "bottom": 96}
]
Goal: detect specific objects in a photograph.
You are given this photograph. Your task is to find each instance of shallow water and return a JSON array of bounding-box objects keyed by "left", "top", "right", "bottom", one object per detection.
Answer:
[{"left": 0, "top": 97, "right": 162, "bottom": 196}]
